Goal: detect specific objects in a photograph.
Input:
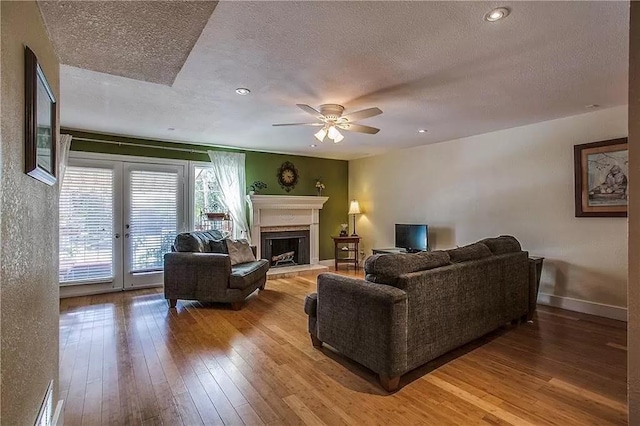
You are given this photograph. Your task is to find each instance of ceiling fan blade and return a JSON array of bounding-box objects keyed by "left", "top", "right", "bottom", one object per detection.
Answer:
[
  {"left": 341, "top": 107, "right": 382, "bottom": 122},
  {"left": 337, "top": 123, "right": 380, "bottom": 134},
  {"left": 296, "top": 104, "right": 324, "bottom": 118},
  {"left": 272, "top": 122, "right": 324, "bottom": 127}
]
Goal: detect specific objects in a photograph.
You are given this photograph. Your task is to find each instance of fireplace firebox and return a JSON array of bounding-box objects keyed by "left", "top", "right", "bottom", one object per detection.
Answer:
[{"left": 261, "top": 230, "right": 310, "bottom": 268}]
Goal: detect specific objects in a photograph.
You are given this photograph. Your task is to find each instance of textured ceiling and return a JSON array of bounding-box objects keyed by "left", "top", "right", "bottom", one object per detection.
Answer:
[
  {"left": 39, "top": 1, "right": 217, "bottom": 85},
  {"left": 55, "top": 1, "right": 629, "bottom": 160}
]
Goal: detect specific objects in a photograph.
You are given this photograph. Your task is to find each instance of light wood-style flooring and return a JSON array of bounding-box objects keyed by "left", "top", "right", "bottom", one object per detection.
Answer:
[{"left": 59, "top": 270, "right": 628, "bottom": 425}]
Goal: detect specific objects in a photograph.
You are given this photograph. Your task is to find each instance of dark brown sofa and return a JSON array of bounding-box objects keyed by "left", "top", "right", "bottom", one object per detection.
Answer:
[
  {"left": 304, "top": 235, "right": 537, "bottom": 391},
  {"left": 164, "top": 230, "right": 269, "bottom": 310}
]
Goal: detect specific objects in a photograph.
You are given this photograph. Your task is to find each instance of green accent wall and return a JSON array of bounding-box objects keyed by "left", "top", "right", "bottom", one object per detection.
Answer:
[{"left": 65, "top": 129, "right": 348, "bottom": 260}]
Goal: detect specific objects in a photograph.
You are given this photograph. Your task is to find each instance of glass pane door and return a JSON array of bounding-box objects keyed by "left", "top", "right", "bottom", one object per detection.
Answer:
[
  {"left": 123, "top": 163, "right": 185, "bottom": 288},
  {"left": 59, "top": 159, "right": 123, "bottom": 294}
]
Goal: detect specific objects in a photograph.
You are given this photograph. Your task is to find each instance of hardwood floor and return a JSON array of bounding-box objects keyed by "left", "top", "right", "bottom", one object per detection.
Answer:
[{"left": 59, "top": 271, "right": 628, "bottom": 425}]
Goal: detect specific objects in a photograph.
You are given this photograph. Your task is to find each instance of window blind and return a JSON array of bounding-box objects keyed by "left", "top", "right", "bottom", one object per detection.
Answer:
[
  {"left": 129, "top": 170, "right": 178, "bottom": 273},
  {"left": 59, "top": 166, "right": 114, "bottom": 283}
]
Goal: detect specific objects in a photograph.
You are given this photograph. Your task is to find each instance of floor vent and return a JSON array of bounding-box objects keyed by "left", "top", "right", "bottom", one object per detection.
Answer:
[
  {"left": 35, "top": 381, "right": 61, "bottom": 426},
  {"left": 35, "top": 381, "right": 52, "bottom": 426}
]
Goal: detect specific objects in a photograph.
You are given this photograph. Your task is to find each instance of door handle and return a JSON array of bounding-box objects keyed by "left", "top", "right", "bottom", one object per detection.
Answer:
[
  {"left": 115, "top": 233, "right": 120, "bottom": 239},
  {"left": 125, "top": 233, "right": 130, "bottom": 238}
]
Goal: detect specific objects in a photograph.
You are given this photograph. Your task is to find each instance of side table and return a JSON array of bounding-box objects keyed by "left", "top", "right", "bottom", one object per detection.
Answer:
[
  {"left": 529, "top": 256, "right": 545, "bottom": 295},
  {"left": 332, "top": 236, "right": 360, "bottom": 270},
  {"left": 528, "top": 256, "right": 544, "bottom": 321}
]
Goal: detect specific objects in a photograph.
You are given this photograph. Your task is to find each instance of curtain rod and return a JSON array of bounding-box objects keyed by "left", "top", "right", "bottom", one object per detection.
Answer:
[{"left": 72, "top": 136, "right": 211, "bottom": 154}]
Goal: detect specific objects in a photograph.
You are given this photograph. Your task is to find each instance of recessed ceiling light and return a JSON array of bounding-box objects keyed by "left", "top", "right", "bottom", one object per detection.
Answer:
[
  {"left": 418, "top": 129, "right": 427, "bottom": 133},
  {"left": 167, "top": 127, "right": 175, "bottom": 131},
  {"left": 235, "top": 88, "right": 251, "bottom": 95},
  {"left": 585, "top": 104, "right": 600, "bottom": 109},
  {"left": 310, "top": 144, "right": 317, "bottom": 148},
  {"left": 484, "top": 7, "right": 510, "bottom": 22}
]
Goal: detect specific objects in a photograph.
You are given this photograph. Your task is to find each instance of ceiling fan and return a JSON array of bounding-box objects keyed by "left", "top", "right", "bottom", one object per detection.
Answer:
[{"left": 273, "top": 104, "right": 382, "bottom": 143}]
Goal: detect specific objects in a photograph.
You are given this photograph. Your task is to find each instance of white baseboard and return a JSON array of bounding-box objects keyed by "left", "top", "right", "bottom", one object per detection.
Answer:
[
  {"left": 537, "top": 292, "right": 627, "bottom": 322},
  {"left": 60, "top": 283, "right": 162, "bottom": 299}
]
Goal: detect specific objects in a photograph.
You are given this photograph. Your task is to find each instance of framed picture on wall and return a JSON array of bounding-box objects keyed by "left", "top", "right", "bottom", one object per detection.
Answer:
[
  {"left": 25, "top": 46, "right": 57, "bottom": 185},
  {"left": 574, "top": 138, "right": 628, "bottom": 217}
]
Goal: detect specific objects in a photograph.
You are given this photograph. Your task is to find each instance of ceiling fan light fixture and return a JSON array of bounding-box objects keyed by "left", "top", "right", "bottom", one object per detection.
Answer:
[
  {"left": 314, "top": 128, "right": 327, "bottom": 142},
  {"left": 235, "top": 88, "right": 251, "bottom": 95},
  {"left": 327, "top": 126, "right": 341, "bottom": 140},
  {"left": 274, "top": 103, "right": 382, "bottom": 145}
]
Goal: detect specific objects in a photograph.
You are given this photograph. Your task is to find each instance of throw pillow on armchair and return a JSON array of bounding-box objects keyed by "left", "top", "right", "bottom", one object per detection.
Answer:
[{"left": 226, "top": 239, "right": 257, "bottom": 265}]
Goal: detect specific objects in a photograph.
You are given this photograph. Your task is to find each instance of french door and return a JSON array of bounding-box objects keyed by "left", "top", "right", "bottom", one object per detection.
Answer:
[
  {"left": 123, "top": 163, "right": 185, "bottom": 288},
  {"left": 59, "top": 156, "right": 186, "bottom": 297}
]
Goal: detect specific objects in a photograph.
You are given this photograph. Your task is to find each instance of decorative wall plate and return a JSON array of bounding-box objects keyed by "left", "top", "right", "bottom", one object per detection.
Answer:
[{"left": 277, "top": 161, "right": 299, "bottom": 192}]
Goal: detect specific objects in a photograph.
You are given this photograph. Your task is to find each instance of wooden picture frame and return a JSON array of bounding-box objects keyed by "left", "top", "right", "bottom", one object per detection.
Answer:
[
  {"left": 25, "top": 46, "right": 57, "bottom": 185},
  {"left": 574, "top": 138, "right": 628, "bottom": 217}
]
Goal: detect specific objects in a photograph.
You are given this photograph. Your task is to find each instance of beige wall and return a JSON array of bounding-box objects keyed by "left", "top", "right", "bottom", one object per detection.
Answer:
[
  {"left": 1, "top": 2, "right": 60, "bottom": 424},
  {"left": 628, "top": 1, "right": 639, "bottom": 422},
  {"left": 350, "top": 106, "right": 628, "bottom": 311}
]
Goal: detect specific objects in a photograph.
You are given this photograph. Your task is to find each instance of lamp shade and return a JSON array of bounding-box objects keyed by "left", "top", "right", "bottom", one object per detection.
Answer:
[
  {"left": 314, "top": 128, "right": 327, "bottom": 142},
  {"left": 327, "top": 126, "right": 341, "bottom": 141},
  {"left": 348, "top": 199, "right": 361, "bottom": 215}
]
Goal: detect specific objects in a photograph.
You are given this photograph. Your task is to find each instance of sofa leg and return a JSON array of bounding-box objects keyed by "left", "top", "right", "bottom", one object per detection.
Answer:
[
  {"left": 379, "top": 374, "right": 400, "bottom": 392},
  {"left": 310, "top": 333, "right": 323, "bottom": 349},
  {"left": 231, "top": 301, "right": 243, "bottom": 311},
  {"left": 168, "top": 299, "right": 177, "bottom": 308},
  {"left": 259, "top": 283, "right": 266, "bottom": 291}
]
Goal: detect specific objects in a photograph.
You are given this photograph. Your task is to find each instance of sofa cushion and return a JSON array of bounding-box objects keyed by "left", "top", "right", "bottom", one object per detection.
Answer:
[
  {"left": 209, "top": 238, "right": 228, "bottom": 254},
  {"left": 174, "top": 230, "right": 228, "bottom": 253},
  {"left": 229, "top": 259, "right": 269, "bottom": 290},
  {"left": 174, "top": 233, "right": 205, "bottom": 252},
  {"left": 226, "top": 239, "right": 256, "bottom": 265},
  {"left": 364, "top": 250, "right": 450, "bottom": 286},
  {"left": 479, "top": 235, "right": 521, "bottom": 255},
  {"left": 447, "top": 242, "right": 492, "bottom": 263}
]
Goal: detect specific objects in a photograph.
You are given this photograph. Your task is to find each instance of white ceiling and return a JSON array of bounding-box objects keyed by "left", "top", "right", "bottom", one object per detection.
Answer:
[
  {"left": 50, "top": 1, "right": 629, "bottom": 160},
  {"left": 39, "top": 1, "right": 217, "bottom": 85}
]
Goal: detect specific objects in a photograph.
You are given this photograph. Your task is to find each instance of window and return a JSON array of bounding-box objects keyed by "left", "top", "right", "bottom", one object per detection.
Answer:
[{"left": 193, "top": 165, "right": 232, "bottom": 233}]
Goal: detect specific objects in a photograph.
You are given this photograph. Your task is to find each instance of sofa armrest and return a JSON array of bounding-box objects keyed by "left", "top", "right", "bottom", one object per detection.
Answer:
[
  {"left": 164, "top": 252, "right": 232, "bottom": 300},
  {"left": 251, "top": 245, "right": 257, "bottom": 258},
  {"left": 316, "top": 273, "right": 408, "bottom": 376}
]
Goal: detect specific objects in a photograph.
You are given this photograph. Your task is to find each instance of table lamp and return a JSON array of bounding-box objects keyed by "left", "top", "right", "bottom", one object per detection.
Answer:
[{"left": 348, "top": 200, "right": 361, "bottom": 236}]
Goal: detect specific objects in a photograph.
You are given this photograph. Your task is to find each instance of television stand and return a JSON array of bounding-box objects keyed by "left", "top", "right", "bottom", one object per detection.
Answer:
[{"left": 372, "top": 247, "right": 427, "bottom": 255}]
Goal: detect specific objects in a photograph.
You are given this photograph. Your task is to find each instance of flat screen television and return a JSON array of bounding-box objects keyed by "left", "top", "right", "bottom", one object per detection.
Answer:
[{"left": 395, "top": 224, "right": 428, "bottom": 253}]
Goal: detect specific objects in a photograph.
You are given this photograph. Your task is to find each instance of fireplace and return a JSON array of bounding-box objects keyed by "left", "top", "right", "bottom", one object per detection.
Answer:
[
  {"left": 261, "top": 230, "right": 310, "bottom": 268},
  {"left": 247, "top": 195, "right": 329, "bottom": 268}
]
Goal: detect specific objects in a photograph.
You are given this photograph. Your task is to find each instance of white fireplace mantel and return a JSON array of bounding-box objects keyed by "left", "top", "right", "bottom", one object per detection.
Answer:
[{"left": 247, "top": 195, "right": 329, "bottom": 265}]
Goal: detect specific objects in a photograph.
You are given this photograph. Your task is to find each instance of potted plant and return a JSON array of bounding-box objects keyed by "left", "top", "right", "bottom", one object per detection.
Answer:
[
  {"left": 315, "top": 178, "right": 326, "bottom": 196},
  {"left": 248, "top": 180, "right": 267, "bottom": 195}
]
